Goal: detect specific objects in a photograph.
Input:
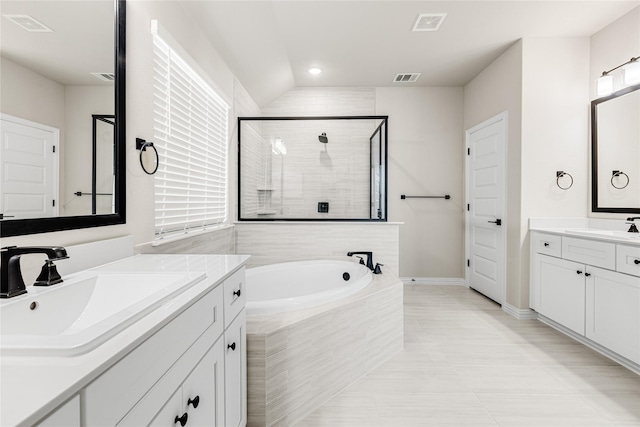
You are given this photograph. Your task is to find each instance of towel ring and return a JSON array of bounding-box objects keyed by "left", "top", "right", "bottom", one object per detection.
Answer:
[
  {"left": 611, "top": 171, "right": 629, "bottom": 189},
  {"left": 136, "top": 138, "right": 159, "bottom": 175},
  {"left": 556, "top": 171, "right": 573, "bottom": 190}
]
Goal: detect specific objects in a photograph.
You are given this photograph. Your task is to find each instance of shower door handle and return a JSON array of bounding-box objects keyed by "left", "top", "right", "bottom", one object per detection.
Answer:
[{"left": 488, "top": 219, "right": 502, "bottom": 226}]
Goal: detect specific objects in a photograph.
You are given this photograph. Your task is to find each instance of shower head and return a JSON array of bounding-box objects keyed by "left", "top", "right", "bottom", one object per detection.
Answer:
[{"left": 318, "top": 132, "right": 328, "bottom": 143}]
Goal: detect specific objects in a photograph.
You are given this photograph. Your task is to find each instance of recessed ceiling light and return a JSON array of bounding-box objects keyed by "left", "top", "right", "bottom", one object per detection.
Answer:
[{"left": 308, "top": 68, "right": 322, "bottom": 75}]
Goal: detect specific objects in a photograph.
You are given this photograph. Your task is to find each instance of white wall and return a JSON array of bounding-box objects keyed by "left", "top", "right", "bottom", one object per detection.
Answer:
[
  {"left": 464, "top": 40, "right": 524, "bottom": 308},
  {"left": 376, "top": 87, "right": 464, "bottom": 279},
  {"left": 464, "top": 37, "right": 591, "bottom": 309}
]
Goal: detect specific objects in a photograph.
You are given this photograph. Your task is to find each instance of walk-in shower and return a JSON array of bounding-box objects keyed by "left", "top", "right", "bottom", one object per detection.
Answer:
[{"left": 238, "top": 116, "right": 388, "bottom": 221}]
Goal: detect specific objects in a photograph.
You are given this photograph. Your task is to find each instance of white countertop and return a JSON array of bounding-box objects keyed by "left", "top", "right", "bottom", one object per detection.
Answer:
[
  {"left": 530, "top": 227, "right": 640, "bottom": 246},
  {"left": 0, "top": 254, "right": 250, "bottom": 427}
]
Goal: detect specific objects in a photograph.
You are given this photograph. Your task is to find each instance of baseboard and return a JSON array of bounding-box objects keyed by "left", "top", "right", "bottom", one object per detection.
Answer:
[
  {"left": 502, "top": 302, "right": 538, "bottom": 320},
  {"left": 537, "top": 314, "right": 640, "bottom": 376},
  {"left": 401, "top": 277, "right": 466, "bottom": 286}
]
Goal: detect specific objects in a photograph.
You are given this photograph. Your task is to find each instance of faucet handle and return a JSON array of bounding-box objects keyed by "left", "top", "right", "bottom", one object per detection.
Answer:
[
  {"left": 373, "top": 263, "right": 384, "bottom": 274},
  {"left": 356, "top": 256, "right": 365, "bottom": 265},
  {"left": 34, "top": 260, "right": 64, "bottom": 286}
]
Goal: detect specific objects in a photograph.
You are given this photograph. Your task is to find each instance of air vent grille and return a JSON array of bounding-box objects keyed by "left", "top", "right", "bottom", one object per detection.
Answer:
[
  {"left": 91, "top": 72, "right": 116, "bottom": 82},
  {"left": 3, "top": 14, "right": 53, "bottom": 32},
  {"left": 393, "top": 73, "right": 421, "bottom": 83},
  {"left": 412, "top": 13, "right": 447, "bottom": 32}
]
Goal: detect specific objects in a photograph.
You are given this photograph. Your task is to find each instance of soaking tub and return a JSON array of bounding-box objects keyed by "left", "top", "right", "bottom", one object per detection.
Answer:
[
  {"left": 245, "top": 260, "right": 372, "bottom": 315},
  {"left": 245, "top": 259, "right": 403, "bottom": 427}
]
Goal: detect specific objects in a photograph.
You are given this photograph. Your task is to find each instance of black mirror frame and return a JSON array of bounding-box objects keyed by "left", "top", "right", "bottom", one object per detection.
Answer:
[
  {"left": 1, "top": 0, "right": 126, "bottom": 237},
  {"left": 591, "top": 82, "right": 640, "bottom": 214}
]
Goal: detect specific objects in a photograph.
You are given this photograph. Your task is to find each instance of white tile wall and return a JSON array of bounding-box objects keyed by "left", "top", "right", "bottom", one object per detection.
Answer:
[
  {"left": 247, "top": 271, "right": 403, "bottom": 427},
  {"left": 235, "top": 222, "right": 400, "bottom": 274},
  {"left": 238, "top": 88, "right": 379, "bottom": 219}
]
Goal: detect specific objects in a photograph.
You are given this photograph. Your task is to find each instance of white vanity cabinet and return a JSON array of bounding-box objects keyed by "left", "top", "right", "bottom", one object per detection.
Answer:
[
  {"left": 35, "top": 395, "right": 81, "bottom": 427},
  {"left": 530, "top": 231, "right": 640, "bottom": 368},
  {"left": 534, "top": 254, "right": 586, "bottom": 335},
  {"left": 585, "top": 266, "right": 640, "bottom": 364},
  {"left": 84, "top": 266, "right": 247, "bottom": 427}
]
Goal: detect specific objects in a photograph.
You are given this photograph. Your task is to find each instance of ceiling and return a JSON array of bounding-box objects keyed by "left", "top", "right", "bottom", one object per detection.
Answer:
[
  {"left": 182, "top": 1, "right": 640, "bottom": 107},
  {"left": 0, "top": 1, "right": 113, "bottom": 86}
]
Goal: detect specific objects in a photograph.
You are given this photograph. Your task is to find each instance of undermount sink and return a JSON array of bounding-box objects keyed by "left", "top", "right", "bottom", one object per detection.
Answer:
[
  {"left": 0, "top": 271, "right": 205, "bottom": 357},
  {"left": 564, "top": 229, "right": 640, "bottom": 241}
]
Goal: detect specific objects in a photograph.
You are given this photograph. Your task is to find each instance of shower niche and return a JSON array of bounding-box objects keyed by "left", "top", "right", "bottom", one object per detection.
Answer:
[{"left": 238, "top": 116, "right": 388, "bottom": 221}]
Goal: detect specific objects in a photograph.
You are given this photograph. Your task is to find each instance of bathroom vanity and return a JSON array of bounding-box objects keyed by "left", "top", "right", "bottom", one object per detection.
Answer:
[
  {"left": 529, "top": 225, "right": 640, "bottom": 372},
  {"left": 0, "top": 254, "right": 249, "bottom": 427}
]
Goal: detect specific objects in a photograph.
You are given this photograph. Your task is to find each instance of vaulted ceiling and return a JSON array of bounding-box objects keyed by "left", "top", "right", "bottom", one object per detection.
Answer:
[{"left": 182, "top": 1, "right": 640, "bottom": 107}]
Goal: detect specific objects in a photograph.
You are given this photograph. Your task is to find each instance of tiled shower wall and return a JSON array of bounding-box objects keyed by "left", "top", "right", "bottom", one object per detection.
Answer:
[
  {"left": 239, "top": 88, "right": 378, "bottom": 219},
  {"left": 241, "top": 119, "right": 375, "bottom": 219}
]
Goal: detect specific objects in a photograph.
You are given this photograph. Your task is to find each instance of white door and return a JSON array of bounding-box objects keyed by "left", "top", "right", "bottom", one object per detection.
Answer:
[
  {"left": 466, "top": 112, "right": 506, "bottom": 304},
  {"left": 0, "top": 114, "right": 59, "bottom": 219}
]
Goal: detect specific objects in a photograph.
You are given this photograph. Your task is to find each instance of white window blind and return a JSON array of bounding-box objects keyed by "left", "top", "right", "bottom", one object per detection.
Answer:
[{"left": 152, "top": 34, "right": 229, "bottom": 239}]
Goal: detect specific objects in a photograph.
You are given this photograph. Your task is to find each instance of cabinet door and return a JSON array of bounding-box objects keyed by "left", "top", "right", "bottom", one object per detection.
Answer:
[
  {"left": 537, "top": 255, "right": 586, "bottom": 335},
  {"left": 182, "top": 338, "right": 226, "bottom": 427},
  {"left": 35, "top": 395, "right": 80, "bottom": 427},
  {"left": 149, "top": 388, "right": 184, "bottom": 427},
  {"left": 586, "top": 267, "right": 640, "bottom": 364},
  {"left": 225, "top": 309, "right": 247, "bottom": 427}
]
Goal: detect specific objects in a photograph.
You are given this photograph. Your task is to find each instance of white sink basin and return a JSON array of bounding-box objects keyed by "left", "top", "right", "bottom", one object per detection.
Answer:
[
  {"left": 565, "top": 229, "right": 640, "bottom": 241},
  {"left": 0, "top": 271, "right": 205, "bottom": 356}
]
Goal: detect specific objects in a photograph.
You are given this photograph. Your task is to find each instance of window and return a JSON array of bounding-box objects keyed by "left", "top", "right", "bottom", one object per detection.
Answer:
[{"left": 152, "top": 32, "right": 229, "bottom": 239}]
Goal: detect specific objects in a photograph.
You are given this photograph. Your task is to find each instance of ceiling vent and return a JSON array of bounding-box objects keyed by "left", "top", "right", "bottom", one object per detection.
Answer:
[
  {"left": 393, "top": 73, "right": 421, "bottom": 83},
  {"left": 91, "top": 72, "right": 116, "bottom": 82},
  {"left": 3, "top": 15, "right": 53, "bottom": 32},
  {"left": 412, "top": 13, "right": 447, "bottom": 32}
]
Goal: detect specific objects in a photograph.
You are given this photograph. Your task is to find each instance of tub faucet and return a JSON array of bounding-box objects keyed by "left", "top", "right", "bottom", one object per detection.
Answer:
[
  {"left": 627, "top": 217, "right": 640, "bottom": 233},
  {"left": 347, "top": 251, "right": 374, "bottom": 271},
  {"left": 1, "top": 246, "right": 68, "bottom": 298}
]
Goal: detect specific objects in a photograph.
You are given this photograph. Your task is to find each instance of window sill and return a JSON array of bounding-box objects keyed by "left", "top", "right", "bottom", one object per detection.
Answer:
[{"left": 151, "top": 223, "right": 234, "bottom": 247}]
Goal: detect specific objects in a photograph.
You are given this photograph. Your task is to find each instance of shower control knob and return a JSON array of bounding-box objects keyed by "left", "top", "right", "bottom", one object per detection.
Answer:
[
  {"left": 233, "top": 289, "right": 241, "bottom": 297},
  {"left": 175, "top": 413, "right": 188, "bottom": 426},
  {"left": 228, "top": 342, "right": 236, "bottom": 351}
]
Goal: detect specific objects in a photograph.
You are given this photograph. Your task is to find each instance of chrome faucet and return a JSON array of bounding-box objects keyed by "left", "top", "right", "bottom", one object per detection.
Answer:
[
  {"left": 627, "top": 217, "right": 640, "bottom": 233},
  {"left": 1, "top": 246, "right": 68, "bottom": 298}
]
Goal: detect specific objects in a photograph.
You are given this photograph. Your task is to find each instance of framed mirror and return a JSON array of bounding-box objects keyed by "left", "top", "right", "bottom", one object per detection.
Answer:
[
  {"left": 591, "top": 82, "right": 640, "bottom": 214},
  {"left": 0, "top": 0, "right": 126, "bottom": 237}
]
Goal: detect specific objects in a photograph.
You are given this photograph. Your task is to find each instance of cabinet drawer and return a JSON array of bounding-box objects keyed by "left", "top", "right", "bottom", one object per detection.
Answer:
[
  {"left": 532, "top": 232, "right": 562, "bottom": 257},
  {"left": 86, "top": 285, "right": 224, "bottom": 426},
  {"left": 224, "top": 268, "right": 246, "bottom": 327},
  {"left": 562, "top": 237, "right": 615, "bottom": 270},
  {"left": 617, "top": 245, "right": 640, "bottom": 277}
]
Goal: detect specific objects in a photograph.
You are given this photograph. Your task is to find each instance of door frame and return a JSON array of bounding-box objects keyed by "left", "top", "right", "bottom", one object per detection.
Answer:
[
  {"left": 0, "top": 113, "right": 60, "bottom": 218},
  {"left": 464, "top": 111, "right": 508, "bottom": 304}
]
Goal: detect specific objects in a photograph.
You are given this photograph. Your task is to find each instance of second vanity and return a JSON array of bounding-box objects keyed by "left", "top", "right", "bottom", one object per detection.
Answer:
[
  {"left": 530, "top": 219, "right": 640, "bottom": 373},
  {"left": 0, "top": 253, "right": 250, "bottom": 427}
]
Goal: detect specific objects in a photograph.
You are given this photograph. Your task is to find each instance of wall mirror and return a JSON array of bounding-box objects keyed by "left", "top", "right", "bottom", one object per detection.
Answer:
[
  {"left": 0, "top": 0, "right": 125, "bottom": 237},
  {"left": 591, "top": 82, "right": 640, "bottom": 214}
]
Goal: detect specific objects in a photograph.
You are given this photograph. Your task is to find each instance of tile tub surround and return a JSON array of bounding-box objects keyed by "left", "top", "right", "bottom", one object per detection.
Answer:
[
  {"left": 235, "top": 222, "right": 400, "bottom": 274},
  {"left": 246, "top": 268, "right": 403, "bottom": 426}
]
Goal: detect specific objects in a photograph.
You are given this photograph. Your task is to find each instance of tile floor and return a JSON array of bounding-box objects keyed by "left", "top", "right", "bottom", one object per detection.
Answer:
[{"left": 294, "top": 285, "right": 640, "bottom": 427}]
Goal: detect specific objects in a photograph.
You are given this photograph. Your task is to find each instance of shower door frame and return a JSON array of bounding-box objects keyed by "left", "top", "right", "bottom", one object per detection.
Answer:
[{"left": 237, "top": 115, "right": 388, "bottom": 222}]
